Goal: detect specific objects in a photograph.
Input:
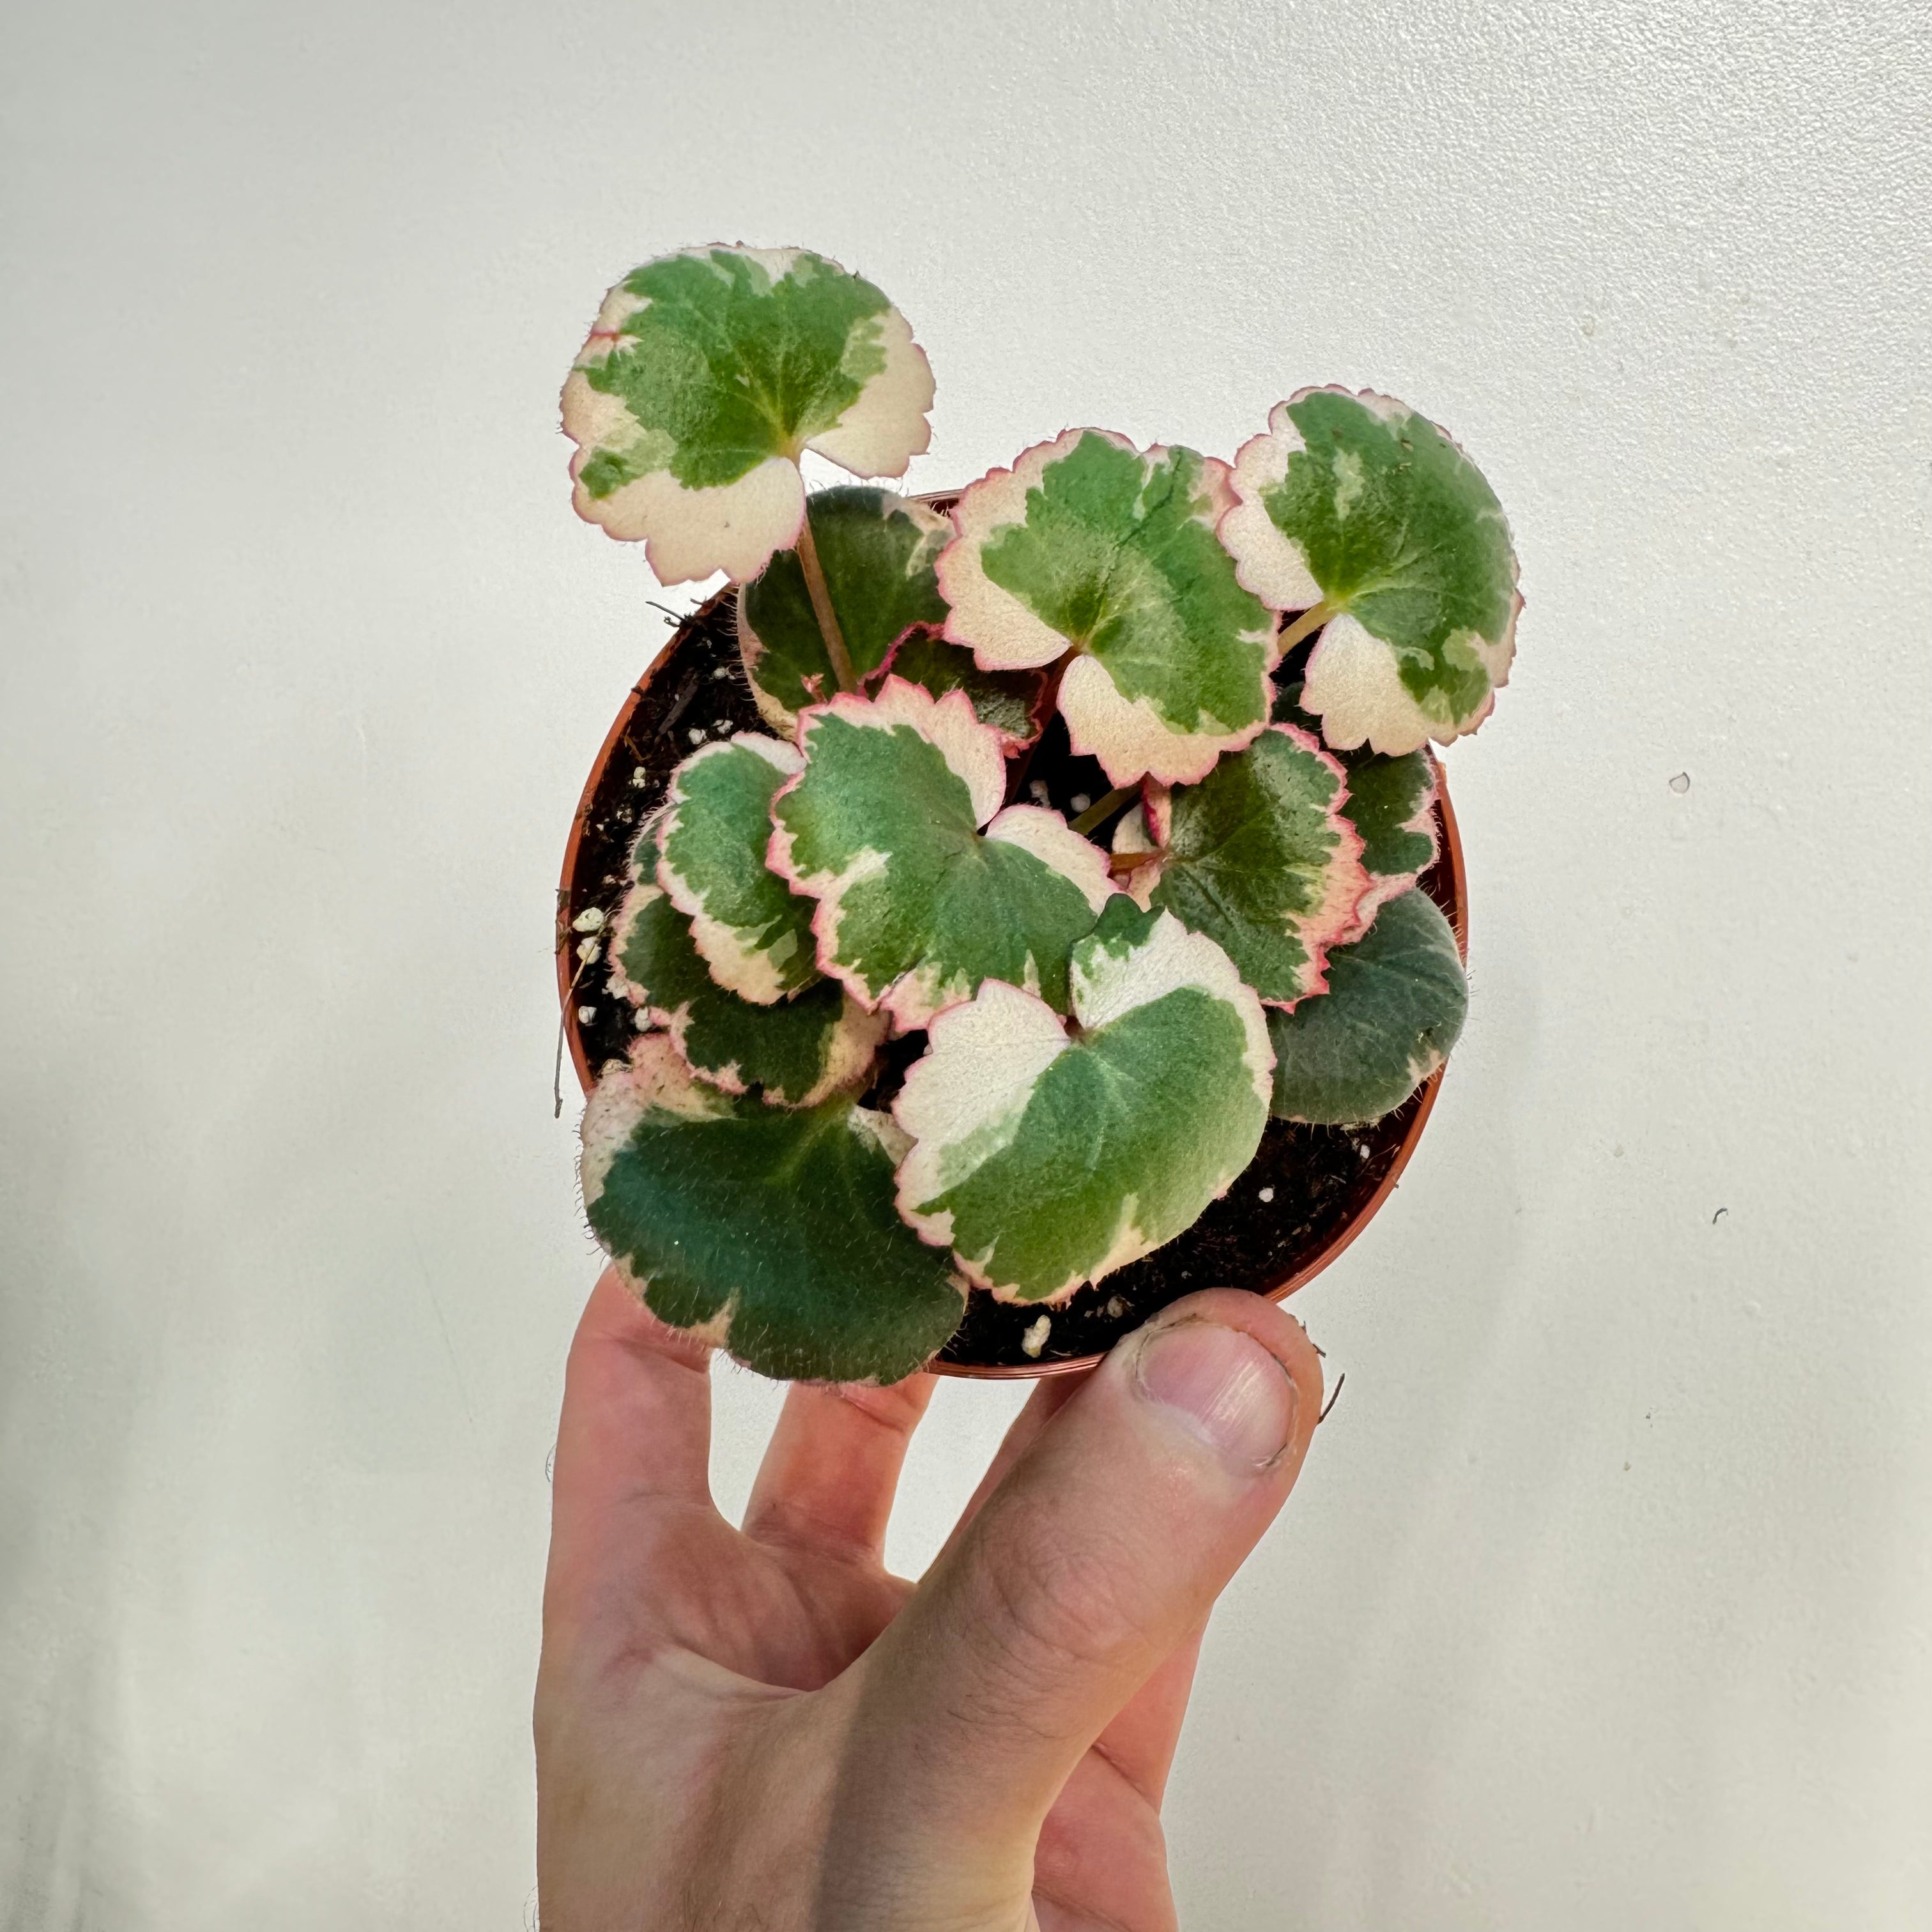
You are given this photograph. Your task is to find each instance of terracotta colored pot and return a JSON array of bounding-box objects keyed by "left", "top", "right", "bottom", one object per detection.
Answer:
[{"left": 558, "top": 572, "right": 1468, "bottom": 1381}]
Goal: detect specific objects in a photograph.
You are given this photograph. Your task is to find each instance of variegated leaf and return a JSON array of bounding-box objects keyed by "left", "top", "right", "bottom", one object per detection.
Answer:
[
  {"left": 1267, "top": 889, "right": 1467, "bottom": 1125},
  {"left": 737, "top": 487, "right": 951, "bottom": 730},
  {"left": 894, "top": 900, "right": 1273, "bottom": 1303},
  {"left": 1221, "top": 388, "right": 1521, "bottom": 755},
  {"left": 609, "top": 881, "right": 885, "bottom": 1106},
  {"left": 656, "top": 734, "right": 817, "bottom": 1004},
  {"left": 877, "top": 630, "right": 1045, "bottom": 749},
  {"left": 769, "top": 680, "right": 1112, "bottom": 1032},
  {"left": 1110, "top": 724, "right": 1368, "bottom": 1007},
  {"left": 562, "top": 248, "right": 935, "bottom": 585},
  {"left": 1335, "top": 746, "right": 1438, "bottom": 931},
  {"left": 1275, "top": 678, "right": 1439, "bottom": 930},
  {"left": 938, "top": 429, "right": 1277, "bottom": 786},
  {"left": 583, "top": 1034, "right": 965, "bottom": 1383}
]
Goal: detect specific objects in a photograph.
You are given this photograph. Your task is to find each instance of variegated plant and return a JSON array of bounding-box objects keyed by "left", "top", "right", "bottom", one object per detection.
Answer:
[{"left": 562, "top": 246, "right": 1516, "bottom": 1383}]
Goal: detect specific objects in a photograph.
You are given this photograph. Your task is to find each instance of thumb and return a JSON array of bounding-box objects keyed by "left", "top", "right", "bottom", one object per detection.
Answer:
[{"left": 823, "top": 1289, "right": 1322, "bottom": 1903}]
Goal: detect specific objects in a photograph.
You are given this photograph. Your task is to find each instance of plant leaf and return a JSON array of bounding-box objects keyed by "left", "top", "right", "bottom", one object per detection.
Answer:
[
  {"left": 583, "top": 1034, "right": 965, "bottom": 1383},
  {"left": 738, "top": 487, "right": 951, "bottom": 730},
  {"left": 769, "top": 680, "right": 1113, "bottom": 1031},
  {"left": 1221, "top": 388, "right": 1521, "bottom": 755},
  {"left": 1273, "top": 677, "right": 1440, "bottom": 928},
  {"left": 1110, "top": 724, "right": 1368, "bottom": 1007},
  {"left": 562, "top": 248, "right": 935, "bottom": 584},
  {"left": 939, "top": 429, "right": 1277, "bottom": 785},
  {"left": 894, "top": 900, "right": 1273, "bottom": 1303},
  {"left": 1267, "top": 888, "right": 1467, "bottom": 1125},
  {"left": 609, "top": 880, "right": 885, "bottom": 1105},
  {"left": 656, "top": 734, "right": 818, "bottom": 1004},
  {"left": 877, "top": 630, "right": 1045, "bottom": 748},
  {"left": 1335, "top": 747, "right": 1439, "bottom": 930}
]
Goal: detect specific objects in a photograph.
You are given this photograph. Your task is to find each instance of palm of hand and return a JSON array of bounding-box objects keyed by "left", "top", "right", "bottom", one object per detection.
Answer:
[{"left": 536, "top": 1270, "right": 1318, "bottom": 1931}]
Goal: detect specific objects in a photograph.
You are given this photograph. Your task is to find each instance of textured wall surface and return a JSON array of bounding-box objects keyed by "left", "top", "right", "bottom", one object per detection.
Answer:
[{"left": 3, "top": 1, "right": 1929, "bottom": 1926}]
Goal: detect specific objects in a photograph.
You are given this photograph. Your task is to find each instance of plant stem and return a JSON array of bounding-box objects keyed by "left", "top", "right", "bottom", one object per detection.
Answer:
[
  {"left": 1070, "top": 785, "right": 1136, "bottom": 836},
  {"left": 1276, "top": 599, "right": 1338, "bottom": 656},
  {"left": 793, "top": 508, "right": 859, "bottom": 693}
]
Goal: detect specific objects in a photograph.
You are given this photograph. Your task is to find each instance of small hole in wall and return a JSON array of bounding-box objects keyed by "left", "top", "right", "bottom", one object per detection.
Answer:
[{"left": 1669, "top": 772, "right": 1690, "bottom": 793}]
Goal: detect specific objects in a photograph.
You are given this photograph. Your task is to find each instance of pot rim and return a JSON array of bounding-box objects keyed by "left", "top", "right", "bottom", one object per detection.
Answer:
[{"left": 557, "top": 579, "right": 1469, "bottom": 1381}]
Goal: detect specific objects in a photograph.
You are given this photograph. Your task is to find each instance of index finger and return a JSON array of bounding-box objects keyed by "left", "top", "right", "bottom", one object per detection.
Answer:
[{"left": 542, "top": 1267, "right": 721, "bottom": 1645}]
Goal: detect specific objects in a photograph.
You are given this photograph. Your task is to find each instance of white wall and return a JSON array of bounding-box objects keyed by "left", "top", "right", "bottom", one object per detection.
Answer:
[{"left": 3, "top": 1, "right": 1928, "bottom": 1925}]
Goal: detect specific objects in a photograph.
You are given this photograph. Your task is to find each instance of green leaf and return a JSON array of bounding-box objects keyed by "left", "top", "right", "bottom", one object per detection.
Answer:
[
  {"left": 939, "top": 429, "right": 1278, "bottom": 785},
  {"left": 877, "top": 631, "right": 1045, "bottom": 748},
  {"left": 1335, "top": 747, "right": 1439, "bottom": 925},
  {"left": 770, "top": 680, "right": 1112, "bottom": 1031},
  {"left": 1222, "top": 388, "right": 1520, "bottom": 754},
  {"left": 738, "top": 487, "right": 951, "bottom": 730},
  {"left": 1266, "top": 888, "right": 1467, "bottom": 1125},
  {"left": 1274, "top": 676, "right": 1440, "bottom": 926},
  {"left": 562, "top": 248, "right": 935, "bottom": 584},
  {"left": 583, "top": 1034, "right": 965, "bottom": 1383},
  {"left": 894, "top": 900, "right": 1273, "bottom": 1303},
  {"left": 656, "top": 734, "right": 818, "bottom": 1004},
  {"left": 610, "top": 882, "right": 885, "bottom": 1106},
  {"left": 1114, "top": 725, "right": 1369, "bottom": 1007}
]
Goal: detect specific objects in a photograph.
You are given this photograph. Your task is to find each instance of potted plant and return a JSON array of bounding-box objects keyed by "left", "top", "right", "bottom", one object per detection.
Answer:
[{"left": 556, "top": 245, "right": 1518, "bottom": 1386}]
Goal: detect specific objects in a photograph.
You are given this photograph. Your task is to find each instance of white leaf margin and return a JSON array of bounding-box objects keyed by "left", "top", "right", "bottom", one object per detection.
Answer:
[
  {"left": 936, "top": 427, "right": 1102, "bottom": 670},
  {"left": 580, "top": 1030, "right": 731, "bottom": 1213},
  {"left": 1342, "top": 751, "right": 1442, "bottom": 941},
  {"left": 1105, "top": 723, "right": 1372, "bottom": 1006},
  {"left": 1219, "top": 387, "right": 1523, "bottom": 756},
  {"left": 578, "top": 1032, "right": 914, "bottom": 1356},
  {"left": 561, "top": 246, "right": 936, "bottom": 586},
  {"left": 1299, "top": 613, "right": 1514, "bottom": 758},
  {"left": 891, "top": 911, "right": 1274, "bottom": 1303},
  {"left": 767, "top": 677, "right": 1114, "bottom": 1032},
  {"left": 1057, "top": 645, "right": 1273, "bottom": 788},
  {"left": 606, "top": 878, "right": 888, "bottom": 1108},
  {"left": 939, "top": 427, "right": 1276, "bottom": 785},
  {"left": 737, "top": 493, "right": 956, "bottom": 736},
  {"left": 656, "top": 732, "right": 809, "bottom": 1006}
]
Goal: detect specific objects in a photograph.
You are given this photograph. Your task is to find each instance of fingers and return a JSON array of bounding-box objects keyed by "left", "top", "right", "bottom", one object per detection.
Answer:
[
  {"left": 823, "top": 1290, "right": 1322, "bottom": 1894},
  {"left": 931, "top": 1370, "right": 1090, "bottom": 1568},
  {"left": 542, "top": 1266, "right": 718, "bottom": 1637},
  {"left": 1089, "top": 1624, "right": 1205, "bottom": 1808},
  {"left": 741, "top": 1372, "right": 937, "bottom": 1563}
]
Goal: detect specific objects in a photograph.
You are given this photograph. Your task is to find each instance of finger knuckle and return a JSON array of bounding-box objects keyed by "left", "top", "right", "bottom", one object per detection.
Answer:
[{"left": 976, "top": 1509, "right": 1150, "bottom": 1682}]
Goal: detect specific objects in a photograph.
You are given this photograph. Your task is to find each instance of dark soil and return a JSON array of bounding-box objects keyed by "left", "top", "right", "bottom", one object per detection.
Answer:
[
  {"left": 559, "top": 591, "right": 767, "bottom": 1082},
  {"left": 559, "top": 581, "right": 1460, "bottom": 1373}
]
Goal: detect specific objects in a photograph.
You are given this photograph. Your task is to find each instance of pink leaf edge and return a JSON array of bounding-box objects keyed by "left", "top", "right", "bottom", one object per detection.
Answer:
[{"left": 765, "top": 677, "right": 1009, "bottom": 1031}]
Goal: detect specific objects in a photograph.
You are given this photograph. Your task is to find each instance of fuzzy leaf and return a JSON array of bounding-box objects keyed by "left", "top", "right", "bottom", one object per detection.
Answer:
[
  {"left": 1112, "top": 724, "right": 1368, "bottom": 1007},
  {"left": 1273, "top": 678, "right": 1438, "bottom": 929},
  {"left": 770, "top": 680, "right": 1112, "bottom": 1032},
  {"left": 1267, "top": 889, "right": 1467, "bottom": 1125},
  {"left": 939, "top": 429, "right": 1277, "bottom": 785},
  {"left": 1222, "top": 388, "right": 1520, "bottom": 755},
  {"left": 583, "top": 1035, "right": 965, "bottom": 1383},
  {"left": 877, "top": 631, "right": 1045, "bottom": 748},
  {"left": 1335, "top": 747, "right": 1439, "bottom": 929},
  {"left": 738, "top": 487, "right": 951, "bottom": 730},
  {"left": 562, "top": 248, "right": 935, "bottom": 584},
  {"left": 609, "top": 882, "right": 885, "bottom": 1105},
  {"left": 894, "top": 900, "right": 1273, "bottom": 1303},
  {"left": 656, "top": 735, "right": 818, "bottom": 1004}
]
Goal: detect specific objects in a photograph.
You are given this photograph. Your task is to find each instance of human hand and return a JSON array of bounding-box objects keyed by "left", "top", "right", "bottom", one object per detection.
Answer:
[{"left": 535, "top": 1268, "right": 1324, "bottom": 1931}]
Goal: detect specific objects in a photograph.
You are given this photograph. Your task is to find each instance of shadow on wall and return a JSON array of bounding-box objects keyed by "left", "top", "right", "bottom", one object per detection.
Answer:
[
  {"left": 1296, "top": 920, "right": 1542, "bottom": 1917},
  {"left": 0, "top": 1081, "right": 145, "bottom": 1928}
]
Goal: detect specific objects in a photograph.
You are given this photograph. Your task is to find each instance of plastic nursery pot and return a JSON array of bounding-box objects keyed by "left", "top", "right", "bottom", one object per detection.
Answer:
[{"left": 558, "top": 582, "right": 1469, "bottom": 1383}]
